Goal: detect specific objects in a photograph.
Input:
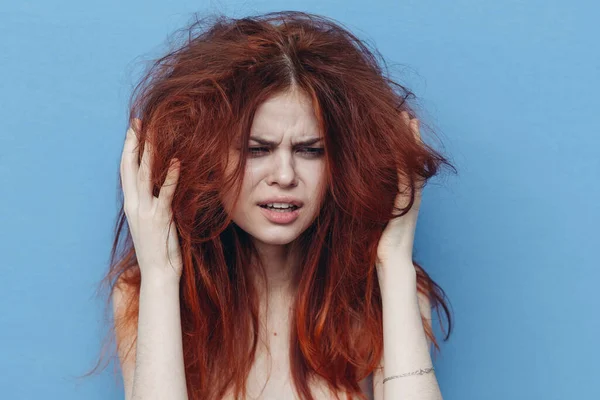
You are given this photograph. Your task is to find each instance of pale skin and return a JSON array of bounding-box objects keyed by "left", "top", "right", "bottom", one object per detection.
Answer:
[{"left": 114, "top": 87, "right": 439, "bottom": 399}]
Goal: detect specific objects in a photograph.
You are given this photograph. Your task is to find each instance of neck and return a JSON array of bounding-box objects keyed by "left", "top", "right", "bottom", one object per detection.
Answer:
[{"left": 250, "top": 239, "right": 301, "bottom": 297}]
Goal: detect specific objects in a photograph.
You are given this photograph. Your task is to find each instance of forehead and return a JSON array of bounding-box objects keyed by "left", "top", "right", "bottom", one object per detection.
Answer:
[{"left": 249, "top": 90, "right": 322, "bottom": 140}]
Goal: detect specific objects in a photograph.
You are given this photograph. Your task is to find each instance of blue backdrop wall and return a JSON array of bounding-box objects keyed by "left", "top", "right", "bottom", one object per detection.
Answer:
[{"left": 1, "top": 1, "right": 598, "bottom": 399}]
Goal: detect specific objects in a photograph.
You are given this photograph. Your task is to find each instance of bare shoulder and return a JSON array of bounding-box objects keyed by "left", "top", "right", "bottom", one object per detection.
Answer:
[{"left": 112, "top": 271, "right": 138, "bottom": 400}]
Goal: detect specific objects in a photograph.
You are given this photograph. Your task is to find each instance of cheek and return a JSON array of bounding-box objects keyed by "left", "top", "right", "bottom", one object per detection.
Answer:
[
  {"left": 307, "top": 162, "right": 327, "bottom": 195},
  {"left": 231, "top": 168, "right": 258, "bottom": 213},
  {"left": 221, "top": 156, "right": 256, "bottom": 212},
  {"left": 243, "top": 163, "right": 263, "bottom": 186}
]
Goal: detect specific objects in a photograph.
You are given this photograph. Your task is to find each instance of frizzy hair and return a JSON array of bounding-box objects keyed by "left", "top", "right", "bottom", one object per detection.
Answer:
[{"left": 85, "top": 10, "right": 456, "bottom": 400}]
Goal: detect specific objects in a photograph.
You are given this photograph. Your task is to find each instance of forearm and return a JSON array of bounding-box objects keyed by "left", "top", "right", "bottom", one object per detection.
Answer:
[
  {"left": 132, "top": 273, "right": 188, "bottom": 400},
  {"left": 379, "top": 261, "right": 442, "bottom": 400}
]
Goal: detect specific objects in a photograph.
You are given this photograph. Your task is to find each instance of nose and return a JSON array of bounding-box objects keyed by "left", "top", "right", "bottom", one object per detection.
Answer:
[{"left": 266, "top": 151, "right": 298, "bottom": 187}]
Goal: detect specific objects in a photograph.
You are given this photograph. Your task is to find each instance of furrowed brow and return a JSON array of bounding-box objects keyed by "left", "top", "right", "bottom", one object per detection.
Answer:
[
  {"left": 296, "top": 137, "right": 324, "bottom": 146},
  {"left": 249, "top": 136, "right": 323, "bottom": 146}
]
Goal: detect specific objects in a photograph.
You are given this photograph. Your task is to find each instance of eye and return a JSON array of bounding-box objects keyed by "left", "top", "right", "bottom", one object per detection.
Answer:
[
  {"left": 247, "top": 147, "right": 325, "bottom": 157},
  {"left": 248, "top": 147, "right": 269, "bottom": 156},
  {"left": 299, "top": 147, "right": 325, "bottom": 157}
]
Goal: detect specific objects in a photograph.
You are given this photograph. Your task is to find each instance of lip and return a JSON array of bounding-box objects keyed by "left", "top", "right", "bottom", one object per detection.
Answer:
[
  {"left": 258, "top": 204, "right": 301, "bottom": 224},
  {"left": 256, "top": 196, "right": 304, "bottom": 208}
]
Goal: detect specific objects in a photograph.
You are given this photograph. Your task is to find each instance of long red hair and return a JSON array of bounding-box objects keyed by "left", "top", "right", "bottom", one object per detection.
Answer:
[{"left": 86, "top": 10, "right": 456, "bottom": 400}]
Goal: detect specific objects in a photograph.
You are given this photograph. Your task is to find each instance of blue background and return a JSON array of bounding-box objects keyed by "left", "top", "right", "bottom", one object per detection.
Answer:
[{"left": 1, "top": 1, "right": 598, "bottom": 399}]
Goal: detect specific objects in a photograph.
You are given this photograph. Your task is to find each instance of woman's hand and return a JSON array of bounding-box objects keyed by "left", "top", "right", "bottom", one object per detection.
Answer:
[
  {"left": 376, "top": 111, "right": 423, "bottom": 278},
  {"left": 120, "top": 118, "right": 183, "bottom": 282}
]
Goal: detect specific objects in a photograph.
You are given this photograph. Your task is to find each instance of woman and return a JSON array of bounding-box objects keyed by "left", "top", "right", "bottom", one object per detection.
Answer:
[{"left": 99, "top": 10, "right": 455, "bottom": 400}]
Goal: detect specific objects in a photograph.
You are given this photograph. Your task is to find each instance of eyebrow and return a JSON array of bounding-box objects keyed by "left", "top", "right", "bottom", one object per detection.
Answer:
[{"left": 249, "top": 136, "right": 324, "bottom": 146}]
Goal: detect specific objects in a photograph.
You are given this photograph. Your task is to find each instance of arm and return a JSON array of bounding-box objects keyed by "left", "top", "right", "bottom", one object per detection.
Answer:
[
  {"left": 113, "top": 272, "right": 188, "bottom": 400},
  {"left": 374, "top": 262, "right": 442, "bottom": 400}
]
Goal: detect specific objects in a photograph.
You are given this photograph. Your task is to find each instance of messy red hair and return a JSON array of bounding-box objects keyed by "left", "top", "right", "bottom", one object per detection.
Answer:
[{"left": 86, "top": 10, "right": 456, "bottom": 400}]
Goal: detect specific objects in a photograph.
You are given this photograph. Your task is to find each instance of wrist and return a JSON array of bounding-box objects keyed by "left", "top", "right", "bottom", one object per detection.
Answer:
[
  {"left": 377, "top": 259, "right": 417, "bottom": 294},
  {"left": 141, "top": 269, "right": 181, "bottom": 289}
]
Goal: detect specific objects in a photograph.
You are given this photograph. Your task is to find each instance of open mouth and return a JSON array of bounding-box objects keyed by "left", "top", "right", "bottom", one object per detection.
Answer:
[{"left": 258, "top": 205, "right": 300, "bottom": 212}]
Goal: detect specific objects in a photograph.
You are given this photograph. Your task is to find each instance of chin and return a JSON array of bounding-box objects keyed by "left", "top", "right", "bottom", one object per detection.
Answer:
[
  {"left": 233, "top": 219, "right": 299, "bottom": 244},
  {"left": 252, "top": 230, "right": 300, "bottom": 246}
]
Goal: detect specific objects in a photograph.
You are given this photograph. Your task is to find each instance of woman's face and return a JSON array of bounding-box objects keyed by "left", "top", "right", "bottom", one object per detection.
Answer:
[{"left": 222, "top": 89, "right": 327, "bottom": 246}]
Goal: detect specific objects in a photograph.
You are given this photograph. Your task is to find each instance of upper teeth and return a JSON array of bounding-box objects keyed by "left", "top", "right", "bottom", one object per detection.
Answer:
[{"left": 265, "top": 203, "right": 295, "bottom": 208}]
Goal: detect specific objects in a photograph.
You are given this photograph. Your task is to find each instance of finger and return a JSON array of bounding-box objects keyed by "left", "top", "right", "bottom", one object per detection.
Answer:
[
  {"left": 132, "top": 118, "right": 141, "bottom": 132},
  {"left": 120, "top": 124, "right": 140, "bottom": 206},
  {"left": 401, "top": 110, "right": 410, "bottom": 126},
  {"left": 410, "top": 118, "right": 421, "bottom": 141},
  {"left": 138, "top": 138, "right": 155, "bottom": 209},
  {"left": 157, "top": 159, "right": 181, "bottom": 214}
]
